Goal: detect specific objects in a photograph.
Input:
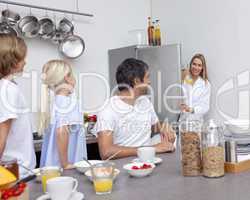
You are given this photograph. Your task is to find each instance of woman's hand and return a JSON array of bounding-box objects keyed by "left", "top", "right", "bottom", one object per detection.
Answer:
[
  {"left": 180, "top": 104, "right": 193, "bottom": 113},
  {"left": 181, "top": 68, "right": 190, "bottom": 81},
  {"left": 63, "top": 163, "right": 75, "bottom": 170},
  {"left": 180, "top": 103, "right": 188, "bottom": 112}
]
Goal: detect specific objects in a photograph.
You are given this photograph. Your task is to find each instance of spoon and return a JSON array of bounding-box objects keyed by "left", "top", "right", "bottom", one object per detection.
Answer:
[
  {"left": 82, "top": 150, "right": 122, "bottom": 167},
  {"left": 105, "top": 150, "right": 122, "bottom": 161},
  {"left": 19, "top": 163, "right": 40, "bottom": 176}
]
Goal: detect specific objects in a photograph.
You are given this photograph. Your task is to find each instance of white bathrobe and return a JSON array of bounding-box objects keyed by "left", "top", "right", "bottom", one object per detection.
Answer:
[{"left": 181, "top": 76, "right": 211, "bottom": 120}]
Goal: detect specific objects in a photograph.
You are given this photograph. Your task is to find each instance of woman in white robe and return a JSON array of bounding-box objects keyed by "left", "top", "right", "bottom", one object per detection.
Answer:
[{"left": 180, "top": 54, "right": 211, "bottom": 120}]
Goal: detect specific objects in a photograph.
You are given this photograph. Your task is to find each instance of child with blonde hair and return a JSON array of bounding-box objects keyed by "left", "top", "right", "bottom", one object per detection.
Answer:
[
  {"left": 0, "top": 34, "right": 36, "bottom": 176},
  {"left": 39, "top": 60, "right": 87, "bottom": 169}
]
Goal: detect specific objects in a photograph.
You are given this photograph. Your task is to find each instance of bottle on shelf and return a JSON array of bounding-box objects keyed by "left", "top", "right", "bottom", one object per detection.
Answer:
[
  {"left": 154, "top": 19, "right": 161, "bottom": 46},
  {"left": 152, "top": 21, "right": 156, "bottom": 46},
  {"left": 147, "top": 17, "right": 154, "bottom": 46}
]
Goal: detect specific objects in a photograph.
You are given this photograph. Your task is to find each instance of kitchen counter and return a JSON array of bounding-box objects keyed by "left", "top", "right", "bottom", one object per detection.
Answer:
[
  {"left": 29, "top": 148, "right": 250, "bottom": 200},
  {"left": 33, "top": 134, "right": 97, "bottom": 152}
]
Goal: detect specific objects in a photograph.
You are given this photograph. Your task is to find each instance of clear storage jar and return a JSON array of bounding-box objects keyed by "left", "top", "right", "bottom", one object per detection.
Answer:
[
  {"left": 202, "top": 120, "right": 225, "bottom": 178},
  {"left": 179, "top": 118, "right": 202, "bottom": 176}
]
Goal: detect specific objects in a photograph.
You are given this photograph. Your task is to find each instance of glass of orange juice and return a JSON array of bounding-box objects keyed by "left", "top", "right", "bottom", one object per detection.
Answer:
[
  {"left": 91, "top": 162, "right": 115, "bottom": 195},
  {"left": 40, "top": 166, "right": 62, "bottom": 193}
]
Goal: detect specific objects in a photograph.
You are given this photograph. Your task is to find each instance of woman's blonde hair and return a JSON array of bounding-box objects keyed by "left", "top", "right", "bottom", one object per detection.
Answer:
[
  {"left": 38, "top": 59, "right": 74, "bottom": 134},
  {"left": 189, "top": 53, "right": 208, "bottom": 81},
  {"left": 0, "top": 34, "right": 27, "bottom": 79}
]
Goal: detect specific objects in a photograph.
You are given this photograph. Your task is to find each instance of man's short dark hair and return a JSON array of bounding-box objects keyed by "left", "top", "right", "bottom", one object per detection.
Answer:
[{"left": 116, "top": 58, "right": 149, "bottom": 91}]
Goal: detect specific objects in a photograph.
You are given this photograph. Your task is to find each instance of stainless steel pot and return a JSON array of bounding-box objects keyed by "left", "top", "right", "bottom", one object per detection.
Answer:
[
  {"left": 1, "top": 9, "right": 20, "bottom": 26},
  {"left": 51, "top": 30, "right": 67, "bottom": 44},
  {"left": 38, "top": 17, "right": 55, "bottom": 39},
  {"left": 57, "top": 17, "right": 74, "bottom": 35},
  {"left": 0, "top": 22, "right": 18, "bottom": 36},
  {"left": 18, "top": 15, "right": 40, "bottom": 38},
  {"left": 59, "top": 34, "right": 85, "bottom": 59}
]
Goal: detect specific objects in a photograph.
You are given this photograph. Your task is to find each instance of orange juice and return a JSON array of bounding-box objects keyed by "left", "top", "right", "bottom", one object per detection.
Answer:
[
  {"left": 93, "top": 179, "right": 113, "bottom": 194},
  {"left": 41, "top": 170, "right": 61, "bottom": 192}
]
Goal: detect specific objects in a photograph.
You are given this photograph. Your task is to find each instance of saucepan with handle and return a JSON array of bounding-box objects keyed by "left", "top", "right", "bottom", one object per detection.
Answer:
[
  {"left": 18, "top": 15, "right": 40, "bottom": 38},
  {"left": 1, "top": 9, "right": 20, "bottom": 26},
  {"left": 58, "top": 34, "right": 85, "bottom": 59}
]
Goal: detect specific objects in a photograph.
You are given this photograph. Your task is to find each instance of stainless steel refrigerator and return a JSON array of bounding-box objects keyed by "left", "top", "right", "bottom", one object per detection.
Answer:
[{"left": 108, "top": 44, "right": 181, "bottom": 123}]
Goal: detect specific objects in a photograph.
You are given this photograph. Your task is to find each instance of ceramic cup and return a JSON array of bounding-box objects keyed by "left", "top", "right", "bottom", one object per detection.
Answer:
[
  {"left": 137, "top": 147, "right": 156, "bottom": 162},
  {"left": 46, "top": 176, "right": 78, "bottom": 200}
]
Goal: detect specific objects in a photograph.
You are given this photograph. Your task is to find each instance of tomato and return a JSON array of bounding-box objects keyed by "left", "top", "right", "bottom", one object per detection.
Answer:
[
  {"left": 18, "top": 182, "right": 27, "bottom": 189},
  {"left": 2, "top": 193, "right": 9, "bottom": 200},
  {"left": 6, "top": 190, "right": 14, "bottom": 197},
  {"left": 13, "top": 188, "right": 24, "bottom": 197}
]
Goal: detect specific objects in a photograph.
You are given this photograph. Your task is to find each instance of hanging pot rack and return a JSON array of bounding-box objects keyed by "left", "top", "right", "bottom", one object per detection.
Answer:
[{"left": 0, "top": 0, "right": 94, "bottom": 17}]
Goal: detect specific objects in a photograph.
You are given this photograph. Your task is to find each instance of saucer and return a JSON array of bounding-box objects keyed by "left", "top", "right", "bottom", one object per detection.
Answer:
[
  {"left": 132, "top": 157, "right": 163, "bottom": 165},
  {"left": 36, "top": 191, "right": 84, "bottom": 200}
]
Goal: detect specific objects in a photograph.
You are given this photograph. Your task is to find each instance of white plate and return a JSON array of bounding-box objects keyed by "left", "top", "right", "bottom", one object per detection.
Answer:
[
  {"left": 74, "top": 160, "right": 103, "bottom": 173},
  {"left": 132, "top": 157, "right": 163, "bottom": 165},
  {"left": 84, "top": 168, "right": 120, "bottom": 182},
  {"left": 36, "top": 191, "right": 84, "bottom": 200},
  {"left": 224, "top": 120, "right": 250, "bottom": 134}
]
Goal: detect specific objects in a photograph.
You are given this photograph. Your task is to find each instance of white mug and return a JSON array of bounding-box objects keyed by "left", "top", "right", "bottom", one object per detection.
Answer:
[
  {"left": 46, "top": 176, "right": 78, "bottom": 200},
  {"left": 137, "top": 147, "right": 156, "bottom": 162}
]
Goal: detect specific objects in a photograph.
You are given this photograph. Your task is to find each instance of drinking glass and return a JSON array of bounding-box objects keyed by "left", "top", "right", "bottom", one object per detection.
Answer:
[
  {"left": 40, "top": 166, "right": 62, "bottom": 193},
  {"left": 91, "top": 162, "right": 115, "bottom": 195}
]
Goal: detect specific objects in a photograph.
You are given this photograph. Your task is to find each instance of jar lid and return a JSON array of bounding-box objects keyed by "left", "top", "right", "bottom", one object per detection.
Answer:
[
  {"left": 179, "top": 119, "right": 202, "bottom": 132},
  {"left": 203, "top": 119, "right": 222, "bottom": 130},
  {"left": 0, "top": 155, "right": 17, "bottom": 165}
]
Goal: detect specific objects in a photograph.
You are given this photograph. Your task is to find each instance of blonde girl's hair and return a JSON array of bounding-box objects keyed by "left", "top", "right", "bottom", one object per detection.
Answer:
[
  {"left": 0, "top": 34, "right": 27, "bottom": 79},
  {"left": 38, "top": 59, "right": 74, "bottom": 134},
  {"left": 189, "top": 53, "right": 209, "bottom": 81}
]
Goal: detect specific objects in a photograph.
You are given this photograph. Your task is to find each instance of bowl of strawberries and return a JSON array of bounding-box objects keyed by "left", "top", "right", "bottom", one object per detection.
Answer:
[{"left": 123, "top": 162, "right": 155, "bottom": 177}]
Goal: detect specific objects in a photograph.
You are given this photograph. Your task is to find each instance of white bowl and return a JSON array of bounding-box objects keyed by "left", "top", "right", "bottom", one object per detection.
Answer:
[
  {"left": 74, "top": 160, "right": 103, "bottom": 173},
  {"left": 84, "top": 168, "right": 120, "bottom": 182},
  {"left": 123, "top": 162, "right": 155, "bottom": 178},
  {"left": 224, "top": 120, "right": 250, "bottom": 134}
]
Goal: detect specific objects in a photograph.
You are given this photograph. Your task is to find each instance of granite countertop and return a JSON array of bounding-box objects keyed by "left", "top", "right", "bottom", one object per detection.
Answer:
[{"left": 30, "top": 148, "right": 250, "bottom": 200}]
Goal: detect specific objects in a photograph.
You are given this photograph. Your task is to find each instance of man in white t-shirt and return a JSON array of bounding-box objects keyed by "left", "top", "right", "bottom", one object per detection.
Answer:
[{"left": 94, "top": 58, "right": 176, "bottom": 159}]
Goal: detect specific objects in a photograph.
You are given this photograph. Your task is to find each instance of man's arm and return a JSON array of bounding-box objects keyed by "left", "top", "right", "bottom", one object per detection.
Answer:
[
  {"left": 151, "top": 121, "right": 176, "bottom": 143},
  {"left": 97, "top": 130, "right": 137, "bottom": 160},
  {"left": 98, "top": 130, "right": 175, "bottom": 160},
  {"left": 0, "top": 119, "right": 12, "bottom": 158}
]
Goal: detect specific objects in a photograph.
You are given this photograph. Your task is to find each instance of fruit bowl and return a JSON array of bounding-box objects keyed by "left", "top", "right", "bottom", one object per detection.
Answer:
[{"left": 123, "top": 162, "right": 155, "bottom": 177}]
